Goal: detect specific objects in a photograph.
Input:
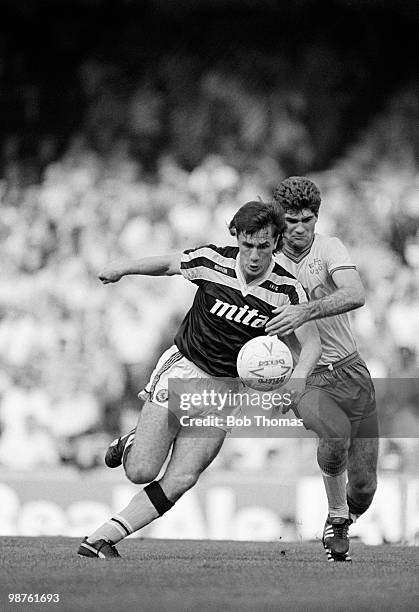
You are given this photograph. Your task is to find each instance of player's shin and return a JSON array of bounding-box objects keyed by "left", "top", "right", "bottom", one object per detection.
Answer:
[
  {"left": 321, "top": 471, "right": 349, "bottom": 518},
  {"left": 317, "top": 441, "right": 349, "bottom": 518},
  {"left": 86, "top": 481, "right": 173, "bottom": 545}
]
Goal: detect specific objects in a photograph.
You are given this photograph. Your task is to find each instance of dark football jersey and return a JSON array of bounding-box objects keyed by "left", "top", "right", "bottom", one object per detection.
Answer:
[{"left": 174, "top": 245, "right": 307, "bottom": 377}]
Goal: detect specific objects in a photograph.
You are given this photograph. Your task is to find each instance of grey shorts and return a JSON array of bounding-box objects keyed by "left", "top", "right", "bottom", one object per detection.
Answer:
[{"left": 296, "top": 352, "right": 378, "bottom": 438}]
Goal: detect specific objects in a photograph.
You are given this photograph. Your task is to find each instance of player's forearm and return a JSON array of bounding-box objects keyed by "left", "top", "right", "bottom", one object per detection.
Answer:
[
  {"left": 293, "top": 324, "right": 322, "bottom": 378},
  {"left": 300, "top": 287, "right": 365, "bottom": 321},
  {"left": 117, "top": 256, "right": 174, "bottom": 277},
  {"left": 99, "top": 254, "right": 180, "bottom": 284}
]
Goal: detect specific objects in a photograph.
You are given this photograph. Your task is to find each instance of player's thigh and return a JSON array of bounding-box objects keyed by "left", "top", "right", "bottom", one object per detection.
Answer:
[
  {"left": 348, "top": 436, "right": 379, "bottom": 483},
  {"left": 127, "top": 400, "right": 180, "bottom": 473},
  {"left": 296, "top": 387, "right": 352, "bottom": 439},
  {"left": 160, "top": 426, "right": 226, "bottom": 501}
]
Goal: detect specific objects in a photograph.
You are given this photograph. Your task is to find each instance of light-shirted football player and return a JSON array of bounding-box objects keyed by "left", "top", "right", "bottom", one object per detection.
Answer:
[{"left": 267, "top": 176, "right": 378, "bottom": 562}]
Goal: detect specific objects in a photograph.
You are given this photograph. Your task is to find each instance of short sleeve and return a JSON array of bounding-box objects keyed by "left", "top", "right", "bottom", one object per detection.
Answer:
[
  {"left": 180, "top": 244, "right": 238, "bottom": 285},
  {"left": 323, "top": 237, "right": 356, "bottom": 276},
  {"left": 180, "top": 246, "right": 205, "bottom": 285},
  {"left": 269, "top": 264, "right": 308, "bottom": 306}
]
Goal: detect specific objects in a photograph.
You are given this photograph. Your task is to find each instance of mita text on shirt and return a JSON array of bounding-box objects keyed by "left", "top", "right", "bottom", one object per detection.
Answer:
[{"left": 210, "top": 299, "right": 269, "bottom": 327}]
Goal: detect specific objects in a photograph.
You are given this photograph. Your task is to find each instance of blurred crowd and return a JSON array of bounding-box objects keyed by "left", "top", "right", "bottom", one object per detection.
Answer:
[{"left": 0, "top": 68, "right": 418, "bottom": 471}]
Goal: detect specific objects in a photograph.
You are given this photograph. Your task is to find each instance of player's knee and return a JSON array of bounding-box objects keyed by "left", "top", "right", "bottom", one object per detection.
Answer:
[
  {"left": 124, "top": 462, "right": 160, "bottom": 485},
  {"left": 301, "top": 412, "right": 351, "bottom": 439},
  {"left": 160, "top": 470, "right": 199, "bottom": 502},
  {"left": 317, "top": 438, "right": 350, "bottom": 475},
  {"left": 319, "top": 437, "right": 350, "bottom": 456}
]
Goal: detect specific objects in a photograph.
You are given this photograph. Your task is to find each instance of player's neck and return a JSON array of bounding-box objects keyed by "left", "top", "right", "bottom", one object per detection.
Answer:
[{"left": 282, "top": 236, "right": 315, "bottom": 259}]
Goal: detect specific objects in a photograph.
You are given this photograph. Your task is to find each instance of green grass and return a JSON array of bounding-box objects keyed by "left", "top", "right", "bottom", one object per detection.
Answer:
[{"left": 1, "top": 538, "right": 418, "bottom": 611}]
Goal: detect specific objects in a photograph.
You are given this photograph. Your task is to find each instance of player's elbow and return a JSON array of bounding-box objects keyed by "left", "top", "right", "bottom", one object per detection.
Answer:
[
  {"left": 166, "top": 266, "right": 180, "bottom": 276},
  {"left": 165, "top": 258, "right": 181, "bottom": 276}
]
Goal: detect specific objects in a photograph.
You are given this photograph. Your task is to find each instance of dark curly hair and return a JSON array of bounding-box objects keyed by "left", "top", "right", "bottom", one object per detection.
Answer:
[
  {"left": 229, "top": 201, "right": 285, "bottom": 253},
  {"left": 272, "top": 176, "right": 321, "bottom": 216}
]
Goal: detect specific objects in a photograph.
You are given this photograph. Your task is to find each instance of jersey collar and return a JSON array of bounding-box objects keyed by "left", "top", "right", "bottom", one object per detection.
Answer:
[
  {"left": 281, "top": 234, "right": 316, "bottom": 263},
  {"left": 235, "top": 254, "right": 275, "bottom": 295}
]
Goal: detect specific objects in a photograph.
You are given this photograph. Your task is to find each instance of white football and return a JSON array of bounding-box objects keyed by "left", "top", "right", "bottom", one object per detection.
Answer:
[{"left": 237, "top": 335, "right": 293, "bottom": 391}]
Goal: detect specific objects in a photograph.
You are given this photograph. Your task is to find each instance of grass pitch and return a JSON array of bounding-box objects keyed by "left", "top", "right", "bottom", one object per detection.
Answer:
[{"left": 1, "top": 538, "right": 418, "bottom": 611}]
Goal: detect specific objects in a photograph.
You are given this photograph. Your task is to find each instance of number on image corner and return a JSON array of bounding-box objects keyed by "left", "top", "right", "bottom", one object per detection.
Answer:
[{"left": 7, "top": 593, "right": 60, "bottom": 603}]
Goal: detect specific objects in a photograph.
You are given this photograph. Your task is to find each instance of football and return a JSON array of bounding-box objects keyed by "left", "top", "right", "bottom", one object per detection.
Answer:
[{"left": 236, "top": 335, "right": 293, "bottom": 391}]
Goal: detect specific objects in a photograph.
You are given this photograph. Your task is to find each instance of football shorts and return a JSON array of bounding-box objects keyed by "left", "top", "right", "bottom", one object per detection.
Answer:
[
  {"left": 295, "top": 352, "right": 378, "bottom": 438},
  {"left": 139, "top": 345, "right": 243, "bottom": 432}
]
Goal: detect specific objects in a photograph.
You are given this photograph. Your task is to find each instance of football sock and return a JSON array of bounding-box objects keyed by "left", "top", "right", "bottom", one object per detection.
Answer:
[
  {"left": 144, "top": 481, "right": 174, "bottom": 515},
  {"left": 322, "top": 470, "right": 349, "bottom": 519},
  {"left": 87, "top": 488, "right": 161, "bottom": 545}
]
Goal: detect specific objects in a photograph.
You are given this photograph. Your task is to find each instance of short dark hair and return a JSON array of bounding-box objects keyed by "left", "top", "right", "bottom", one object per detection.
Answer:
[
  {"left": 229, "top": 201, "right": 285, "bottom": 252},
  {"left": 272, "top": 176, "right": 321, "bottom": 216}
]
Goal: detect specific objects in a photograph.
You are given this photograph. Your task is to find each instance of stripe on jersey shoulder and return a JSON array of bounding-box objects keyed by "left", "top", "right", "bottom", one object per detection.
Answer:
[
  {"left": 182, "top": 265, "right": 239, "bottom": 289},
  {"left": 182, "top": 245, "right": 237, "bottom": 269},
  {"left": 272, "top": 262, "right": 298, "bottom": 280},
  {"left": 181, "top": 256, "right": 237, "bottom": 278},
  {"left": 260, "top": 274, "right": 306, "bottom": 304},
  {"left": 247, "top": 283, "right": 300, "bottom": 307}
]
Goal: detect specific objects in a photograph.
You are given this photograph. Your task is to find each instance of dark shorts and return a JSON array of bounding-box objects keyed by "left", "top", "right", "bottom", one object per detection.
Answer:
[{"left": 295, "top": 352, "right": 379, "bottom": 438}]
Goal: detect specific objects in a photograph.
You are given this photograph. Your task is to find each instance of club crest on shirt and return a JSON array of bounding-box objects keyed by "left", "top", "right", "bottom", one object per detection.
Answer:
[
  {"left": 308, "top": 258, "right": 323, "bottom": 274},
  {"left": 156, "top": 388, "right": 169, "bottom": 403}
]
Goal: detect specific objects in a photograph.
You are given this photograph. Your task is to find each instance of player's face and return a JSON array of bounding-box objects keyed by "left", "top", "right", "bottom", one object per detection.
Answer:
[
  {"left": 237, "top": 226, "right": 278, "bottom": 282},
  {"left": 283, "top": 208, "right": 317, "bottom": 251}
]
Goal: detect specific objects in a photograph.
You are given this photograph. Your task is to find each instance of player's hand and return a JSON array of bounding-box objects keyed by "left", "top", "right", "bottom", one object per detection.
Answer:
[
  {"left": 277, "top": 375, "right": 306, "bottom": 414},
  {"left": 98, "top": 267, "right": 123, "bottom": 284},
  {"left": 265, "top": 305, "right": 308, "bottom": 336}
]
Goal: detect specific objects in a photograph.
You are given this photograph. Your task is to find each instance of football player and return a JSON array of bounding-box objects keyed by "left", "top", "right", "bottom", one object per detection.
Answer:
[
  {"left": 77, "top": 201, "right": 321, "bottom": 558},
  {"left": 266, "top": 176, "right": 378, "bottom": 562}
]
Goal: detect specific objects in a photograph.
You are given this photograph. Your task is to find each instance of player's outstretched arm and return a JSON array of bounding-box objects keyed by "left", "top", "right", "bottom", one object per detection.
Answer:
[
  {"left": 266, "top": 269, "right": 365, "bottom": 335},
  {"left": 98, "top": 252, "right": 183, "bottom": 284}
]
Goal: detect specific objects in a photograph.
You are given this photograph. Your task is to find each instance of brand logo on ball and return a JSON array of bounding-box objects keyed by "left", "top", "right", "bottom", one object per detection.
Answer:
[
  {"left": 258, "top": 359, "right": 286, "bottom": 366},
  {"left": 237, "top": 335, "right": 293, "bottom": 392}
]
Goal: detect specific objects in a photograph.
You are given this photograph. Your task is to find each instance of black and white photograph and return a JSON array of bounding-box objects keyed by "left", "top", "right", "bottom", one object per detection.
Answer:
[{"left": 1, "top": 0, "right": 419, "bottom": 610}]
